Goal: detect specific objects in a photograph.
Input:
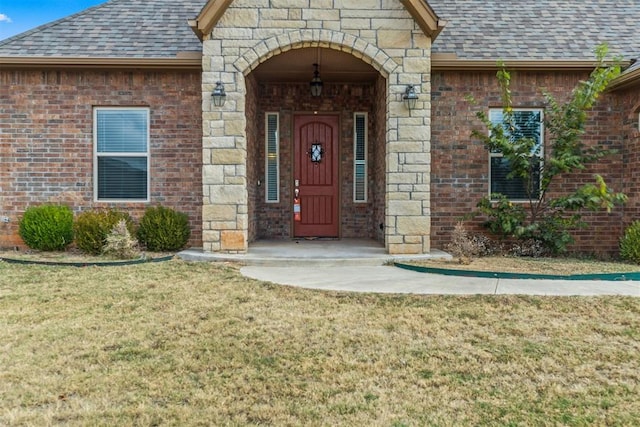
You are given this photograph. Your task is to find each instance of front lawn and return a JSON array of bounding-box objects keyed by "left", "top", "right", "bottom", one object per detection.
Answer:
[{"left": 1, "top": 260, "right": 638, "bottom": 425}]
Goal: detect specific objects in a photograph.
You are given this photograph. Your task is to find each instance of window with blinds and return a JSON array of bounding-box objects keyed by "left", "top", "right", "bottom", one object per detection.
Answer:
[
  {"left": 94, "top": 108, "right": 149, "bottom": 201},
  {"left": 265, "top": 113, "right": 279, "bottom": 203},
  {"left": 489, "top": 109, "right": 543, "bottom": 200},
  {"left": 353, "top": 113, "right": 367, "bottom": 202}
]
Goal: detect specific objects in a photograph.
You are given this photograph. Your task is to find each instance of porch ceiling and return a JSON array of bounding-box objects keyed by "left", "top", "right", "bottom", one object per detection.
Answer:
[{"left": 251, "top": 48, "right": 379, "bottom": 83}]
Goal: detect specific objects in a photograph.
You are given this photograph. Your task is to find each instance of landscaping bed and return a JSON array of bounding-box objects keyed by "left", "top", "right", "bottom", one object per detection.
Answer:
[
  {"left": 0, "top": 249, "right": 174, "bottom": 266},
  {"left": 404, "top": 256, "right": 640, "bottom": 275}
]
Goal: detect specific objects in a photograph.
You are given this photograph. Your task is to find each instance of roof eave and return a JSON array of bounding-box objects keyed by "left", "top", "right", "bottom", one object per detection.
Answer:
[
  {"left": 0, "top": 55, "right": 203, "bottom": 70},
  {"left": 432, "top": 55, "right": 629, "bottom": 71},
  {"left": 191, "top": 0, "right": 233, "bottom": 41},
  {"left": 608, "top": 67, "right": 640, "bottom": 91},
  {"left": 400, "top": 0, "right": 446, "bottom": 39}
]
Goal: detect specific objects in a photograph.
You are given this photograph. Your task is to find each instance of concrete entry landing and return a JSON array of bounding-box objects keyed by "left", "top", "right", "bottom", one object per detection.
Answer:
[{"left": 179, "top": 239, "right": 450, "bottom": 266}]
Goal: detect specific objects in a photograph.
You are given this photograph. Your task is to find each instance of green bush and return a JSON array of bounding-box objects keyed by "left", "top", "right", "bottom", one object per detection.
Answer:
[
  {"left": 620, "top": 221, "right": 640, "bottom": 264},
  {"left": 74, "top": 210, "right": 135, "bottom": 255},
  {"left": 19, "top": 205, "right": 74, "bottom": 251},
  {"left": 137, "top": 206, "right": 191, "bottom": 251}
]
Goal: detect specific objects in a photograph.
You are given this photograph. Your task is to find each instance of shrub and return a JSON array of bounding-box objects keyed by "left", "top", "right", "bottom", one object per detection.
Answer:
[
  {"left": 620, "top": 221, "right": 640, "bottom": 264},
  {"left": 103, "top": 219, "right": 141, "bottom": 260},
  {"left": 75, "top": 210, "right": 135, "bottom": 255},
  {"left": 19, "top": 205, "right": 74, "bottom": 251},
  {"left": 137, "top": 206, "right": 190, "bottom": 251},
  {"left": 445, "top": 222, "right": 497, "bottom": 264}
]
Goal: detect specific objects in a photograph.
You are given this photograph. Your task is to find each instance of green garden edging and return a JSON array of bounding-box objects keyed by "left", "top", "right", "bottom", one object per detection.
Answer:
[
  {"left": 0, "top": 255, "right": 174, "bottom": 268},
  {"left": 394, "top": 262, "right": 640, "bottom": 281}
]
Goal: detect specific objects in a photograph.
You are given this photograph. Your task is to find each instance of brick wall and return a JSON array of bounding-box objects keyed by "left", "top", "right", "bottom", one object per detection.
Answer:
[
  {"left": 246, "top": 74, "right": 260, "bottom": 243},
  {"left": 619, "top": 84, "right": 640, "bottom": 227},
  {"left": 253, "top": 81, "right": 381, "bottom": 240},
  {"left": 0, "top": 69, "right": 203, "bottom": 249},
  {"left": 372, "top": 75, "right": 387, "bottom": 244},
  {"left": 431, "top": 69, "right": 625, "bottom": 255}
]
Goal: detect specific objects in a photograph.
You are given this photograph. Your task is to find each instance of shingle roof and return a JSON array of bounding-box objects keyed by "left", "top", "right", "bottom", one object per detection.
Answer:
[
  {"left": 0, "top": 0, "right": 206, "bottom": 58},
  {"left": 429, "top": 0, "right": 640, "bottom": 61},
  {"left": 0, "top": 0, "right": 638, "bottom": 63}
]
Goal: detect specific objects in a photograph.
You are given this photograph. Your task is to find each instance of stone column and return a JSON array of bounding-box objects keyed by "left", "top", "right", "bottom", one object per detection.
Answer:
[{"left": 202, "top": 38, "right": 249, "bottom": 253}]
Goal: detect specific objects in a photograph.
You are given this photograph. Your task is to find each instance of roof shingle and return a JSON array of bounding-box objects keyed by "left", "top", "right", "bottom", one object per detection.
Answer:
[
  {"left": 0, "top": 0, "right": 206, "bottom": 58},
  {"left": 0, "top": 0, "right": 638, "bottom": 63},
  {"left": 429, "top": 0, "right": 640, "bottom": 61}
]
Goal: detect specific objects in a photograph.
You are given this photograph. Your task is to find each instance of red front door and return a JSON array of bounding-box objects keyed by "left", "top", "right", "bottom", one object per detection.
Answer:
[{"left": 294, "top": 115, "right": 339, "bottom": 237}]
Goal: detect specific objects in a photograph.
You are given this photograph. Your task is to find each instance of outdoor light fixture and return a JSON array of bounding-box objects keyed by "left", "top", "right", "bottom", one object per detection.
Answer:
[
  {"left": 211, "top": 81, "right": 226, "bottom": 107},
  {"left": 310, "top": 63, "right": 323, "bottom": 97},
  {"left": 403, "top": 84, "right": 419, "bottom": 110}
]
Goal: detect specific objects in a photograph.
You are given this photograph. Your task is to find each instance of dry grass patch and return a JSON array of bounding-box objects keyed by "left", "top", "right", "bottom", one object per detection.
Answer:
[
  {"left": 409, "top": 256, "right": 640, "bottom": 275},
  {"left": 1, "top": 259, "right": 639, "bottom": 426}
]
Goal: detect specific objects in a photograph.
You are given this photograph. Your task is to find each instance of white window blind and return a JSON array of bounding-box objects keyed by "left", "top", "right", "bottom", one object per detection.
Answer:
[
  {"left": 94, "top": 108, "right": 149, "bottom": 201},
  {"left": 489, "top": 109, "right": 543, "bottom": 200},
  {"left": 354, "top": 113, "right": 367, "bottom": 202},
  {"left": 265, "top": 113, "right": 279, "bottom": 203}
]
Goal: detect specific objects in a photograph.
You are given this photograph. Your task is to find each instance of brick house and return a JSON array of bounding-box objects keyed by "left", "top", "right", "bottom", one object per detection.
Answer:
[{"left": 1, "top": 0, "right": 639, "bottom": 255}]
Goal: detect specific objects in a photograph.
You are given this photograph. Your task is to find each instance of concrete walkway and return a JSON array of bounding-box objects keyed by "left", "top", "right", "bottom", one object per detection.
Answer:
[
  {"left": 241, "top": 265, "right": 640, "bottom": 296},
  {"left": 179, "top": 239, "right": 640, "bottom": 297}
]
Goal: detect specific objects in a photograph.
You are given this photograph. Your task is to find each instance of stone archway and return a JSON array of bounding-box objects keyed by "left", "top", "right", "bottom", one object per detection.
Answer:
[{"left": 202, "top": 11, "right": 432, "bottom": 255}]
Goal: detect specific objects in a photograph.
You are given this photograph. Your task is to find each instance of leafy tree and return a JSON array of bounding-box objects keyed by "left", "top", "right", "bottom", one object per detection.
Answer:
[{"left": 471, "top": 44, "right": 627, "bottom": 254}]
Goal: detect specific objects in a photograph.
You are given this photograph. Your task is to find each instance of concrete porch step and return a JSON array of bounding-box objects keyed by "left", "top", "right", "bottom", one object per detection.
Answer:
[{"left": 177, "top": 239, "right": 451, "bottom": 267}]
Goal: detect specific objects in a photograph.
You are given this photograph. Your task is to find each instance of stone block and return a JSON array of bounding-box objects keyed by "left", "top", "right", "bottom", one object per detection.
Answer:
[
  {"left": 210, "top": 185, "right": 246, "bottom": 205},
  {"left": 388, "top": 200, "right": 422, "bottom": 216},
  {"left": 212, "top": 148, "right": 245, "bottom": 165},
  {"left": 270, "top": 0, "right": 309, "bottom": 7},
  {"left": 303, "top": 9, "right": 339, "bottom": 21},
  {"left": 388, "top": 243, "right": 422, "bottom": 255},
  {"left": 203, "top": 204, "right": 237, "bottom": 222},
  {"left": 334, "top": 0, "right": 379, "bottom": 8},
  {"left": 396, "top": 216, "right": 430, "bottom": 235},
  {"left": 202, "top": 165, "right": 224, "bottom": 184},
  {"left": 403, "top": 57, "right": 430, "bottom": 73},
  {"left": 221, "top": 230, "right": 247, "bottom": 251}
]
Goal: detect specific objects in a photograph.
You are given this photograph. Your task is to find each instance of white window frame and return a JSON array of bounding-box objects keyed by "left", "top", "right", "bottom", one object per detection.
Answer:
[
  {"left": 353, "top": 112, "right": 368, "bottom": 203},
  {"left": 265, "top": 112, "right": 280, "bottom": 203},
  {"left": 488, "top": 108, "right": 544, "bottom": 201},
  {"left": 93, "top": 107, "right": 150, "bottom": 202}
]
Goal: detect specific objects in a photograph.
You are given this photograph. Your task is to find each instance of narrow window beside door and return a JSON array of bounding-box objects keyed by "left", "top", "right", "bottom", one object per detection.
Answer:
[
  {"left": 353, "top": 112, "right": 367, "bottom": 202},
  {"left": 265, "top": 113, "right": 279, "bottom": 203}
]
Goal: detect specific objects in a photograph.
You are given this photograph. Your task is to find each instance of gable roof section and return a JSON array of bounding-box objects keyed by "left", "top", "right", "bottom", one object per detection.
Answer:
[
  {"left": 190, "top": 0, "right": 444, "bottom": 41},
  {"left": 0, "top": 0, "right": 206, "bottom": 68}
]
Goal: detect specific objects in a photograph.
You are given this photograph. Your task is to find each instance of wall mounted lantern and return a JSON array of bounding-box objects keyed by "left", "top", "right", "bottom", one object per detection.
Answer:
[
  {"left": 403, "top": 84, "right": 419, "bottom": 110},
  {"left": 211, "top": 81, "right": 226, "bottom": 107},
  {"left": 310, "top": 63, "right": 323, "bottom": 97}
]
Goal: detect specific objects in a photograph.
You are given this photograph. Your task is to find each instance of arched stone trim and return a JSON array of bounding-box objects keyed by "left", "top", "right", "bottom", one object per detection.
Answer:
[{"left": 232, "top": 29, "right": 398, "bottom": 78}]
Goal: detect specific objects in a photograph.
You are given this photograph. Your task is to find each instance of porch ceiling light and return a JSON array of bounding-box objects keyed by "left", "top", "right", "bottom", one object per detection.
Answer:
[
  {"left": 403, "top": 84, "right": 419, "bottom": 110},
  {"left": 310, "top": 63, "right": 323, "bottom": 97},
  {"left": 211, "top": 81, "right": 226, "bottom": 107}
]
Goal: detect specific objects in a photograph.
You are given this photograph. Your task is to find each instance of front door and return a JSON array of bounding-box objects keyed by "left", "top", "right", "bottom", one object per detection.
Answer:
[{"left": 293, "top": 115, "right": 339, "bottom": 237}]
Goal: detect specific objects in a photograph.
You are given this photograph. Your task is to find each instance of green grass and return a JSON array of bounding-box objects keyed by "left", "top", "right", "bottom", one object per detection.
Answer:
[{"left": 1, "top": 259, "right": 639, "bottom": 426}]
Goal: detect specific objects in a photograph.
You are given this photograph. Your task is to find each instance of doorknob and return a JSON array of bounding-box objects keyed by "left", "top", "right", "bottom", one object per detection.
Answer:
[{"left": 295, "top": 188, "right": 300, "bottom": 198}]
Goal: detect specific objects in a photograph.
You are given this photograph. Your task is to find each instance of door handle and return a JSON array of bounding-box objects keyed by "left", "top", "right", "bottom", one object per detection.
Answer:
[{"left": 295, "top": 188, "right": 300, "bottom": 198}]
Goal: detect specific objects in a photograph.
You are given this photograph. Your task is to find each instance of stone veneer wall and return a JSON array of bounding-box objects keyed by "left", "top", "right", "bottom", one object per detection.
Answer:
[
  {"left": 0, "top": 69, "right": 203, "bottom": 249},
  {"left": 202, "top": 0, "right": 432, "bottom": 254},
  {"left": 431, "top": 69, "right": 626, "bottom": 255}
]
